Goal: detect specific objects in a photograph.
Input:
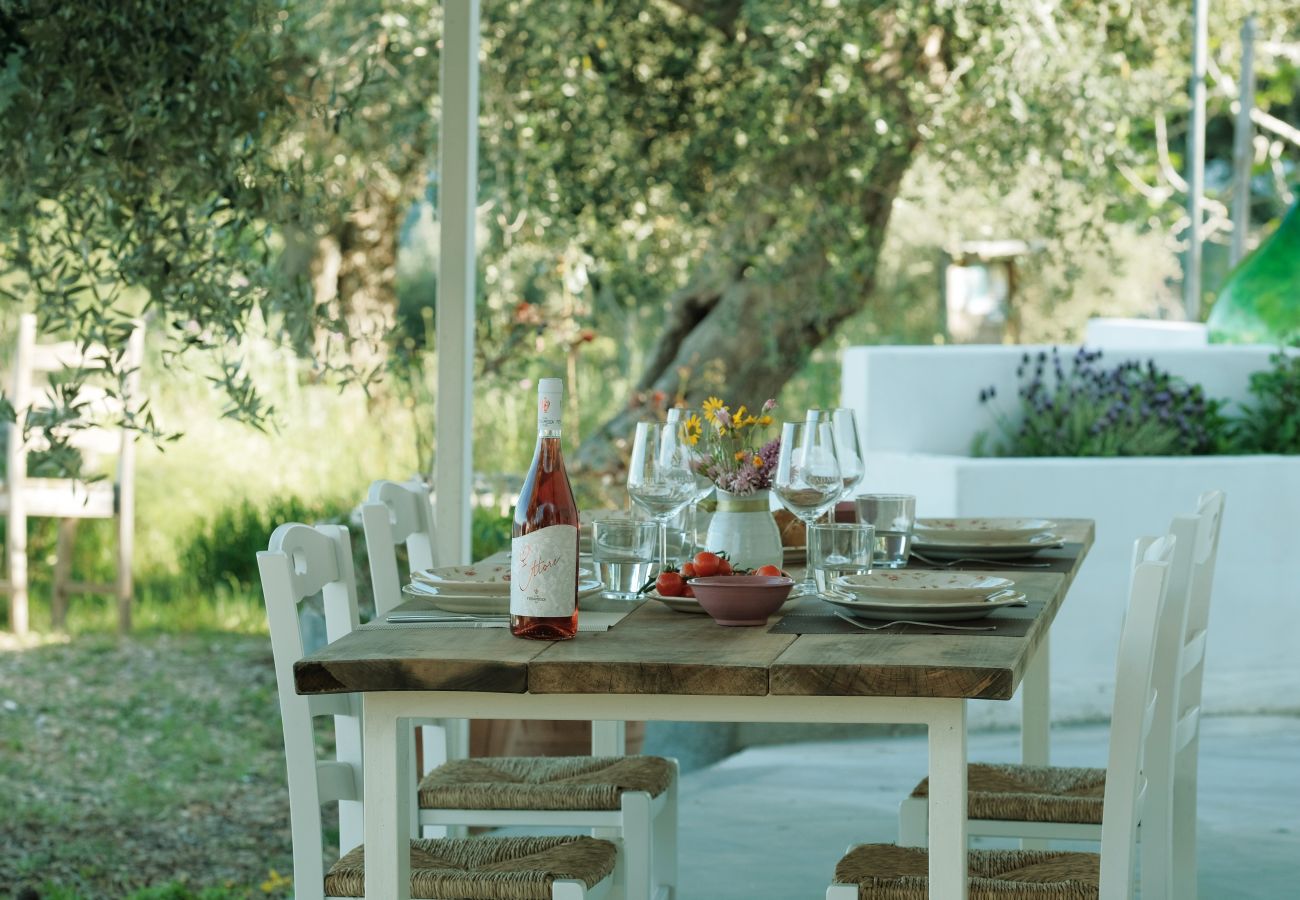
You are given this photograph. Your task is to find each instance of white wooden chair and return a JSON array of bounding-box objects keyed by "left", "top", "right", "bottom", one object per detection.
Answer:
[
  {"left": 258, "top": 522, "right": 620, "bottom": 899},
  {"left": 826, "top": 534, "right": 1178, "bottom": 899},
  {"left": 267, "top": 520, "right": 678, "bottom": 900},
  {"left": 360, "top": 478, "right": 469, "bottom": 781},
  {"left": 896, "top": 491, "right": 1224, "bottom": 899},
  {"left": 2, "top": 313, "right": 143, "bottom": 634}
]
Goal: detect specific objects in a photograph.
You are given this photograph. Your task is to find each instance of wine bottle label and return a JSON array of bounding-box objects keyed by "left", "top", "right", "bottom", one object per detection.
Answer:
[
  {"left": 510, "top": 524, "right": 578, "bottom": 617},
  {"left": 537, "top": 378, "right": 563, "bottom": 433}
]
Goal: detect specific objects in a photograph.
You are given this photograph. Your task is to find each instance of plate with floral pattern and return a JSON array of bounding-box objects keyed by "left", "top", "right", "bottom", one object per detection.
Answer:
[
  {"left": 412, "top": 563, "right": 594, "bottom": 595},
  {"left": 833, "top": 571, "right": 1015, "bottom": 604}
]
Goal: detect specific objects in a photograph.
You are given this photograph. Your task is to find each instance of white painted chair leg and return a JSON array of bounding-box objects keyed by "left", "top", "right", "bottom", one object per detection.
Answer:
[
  {"left": 552, "top": 878, "right": 590, "bottom": 899},
  {"left": 592, "top": 720, "right": 626, "bottom": 755},
  {"left": 652, "top": 762, "right": 679, "bottom": 899},
  {"left": 619, "top": 791, "right": 654, "bottom": 900},
  {"left": 897, "top": 794, "right": 929, "bottom": 847}
]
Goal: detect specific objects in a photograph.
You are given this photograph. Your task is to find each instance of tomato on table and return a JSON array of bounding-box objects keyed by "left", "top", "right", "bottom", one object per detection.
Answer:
[
  {"left": 656, "top": 571, "right": 685, "bottom": 597},
  {"left": 754, "top": 564, "right": 783, "bottom": 577},
  {"left": 693, "top": 551, "right": 722, "bottom": 577}
]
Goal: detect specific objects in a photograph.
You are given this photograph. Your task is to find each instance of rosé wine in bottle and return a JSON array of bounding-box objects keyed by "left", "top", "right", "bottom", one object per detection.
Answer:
[{"left": 510, "top": 378, "right": 580, "bottom": 640}]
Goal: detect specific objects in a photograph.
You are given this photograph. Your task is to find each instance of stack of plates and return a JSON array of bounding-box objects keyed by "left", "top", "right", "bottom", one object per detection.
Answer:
[
  {"left": 404, "top": 564, "right": 602, "bottom": 614},
  {"left": 911, "top": 517, "right": 1064, "bottom": 561},
  {"left": 825, "top": 571, "right": 1025, "bottom": 622}
]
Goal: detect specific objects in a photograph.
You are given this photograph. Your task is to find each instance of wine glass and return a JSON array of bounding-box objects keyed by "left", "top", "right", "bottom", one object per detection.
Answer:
[
  {"left": 827, "top": 407, "right": 865, "bottom": 521},
  {"left": 668, "top": 406, "right": 716, "bottom": 554},
  {"left": 627, "top": 421, "right": 699, "bottom": 575},
  {"left": 773, "top": 417, "right": 842, "bottom": 597}
]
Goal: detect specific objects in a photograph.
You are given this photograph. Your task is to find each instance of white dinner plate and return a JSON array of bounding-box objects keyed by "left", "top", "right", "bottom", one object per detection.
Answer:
[
  {"left": 412, "top": 563, "right": 595, "bottom": 594},
  {"left": 911, "top": 533, "right": 1065, "bottom": 561},
  {"left": 646, "top": 590, "right": 710, "bottom": 614},
  {"left": 402, "top": 579, "right": 603, "bottom": 614},
  {"left": 913, "top": 518, "right": 1058, "bottom": 544},
  {"left": 833, "top": 571, "right": 1015, "bottom": 604},
  {"left": 823, "top": 590, "right": 1027, "bottom": 622}
]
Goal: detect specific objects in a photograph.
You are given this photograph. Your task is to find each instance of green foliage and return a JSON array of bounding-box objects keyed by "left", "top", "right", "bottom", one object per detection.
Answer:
[
  {"left": 0, "top": 0, "right": 319, "bottom": 433},
  {"left": 472, "top": 506, "right": 513, "bottom": 561},
  {"left": 975, "top": 348, "right": 1233, "bottom": 457},
  {"left": 1234, "top": 349, "right": 1300, "bottom": 453},
  {"left": 178, "top": 495, "right": 355, "bottom": 592}
]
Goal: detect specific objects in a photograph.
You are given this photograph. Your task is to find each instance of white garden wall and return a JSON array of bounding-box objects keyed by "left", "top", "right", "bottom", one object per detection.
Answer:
[{"left": 842, "top": 344, "right": 1300, "bottom": 729}]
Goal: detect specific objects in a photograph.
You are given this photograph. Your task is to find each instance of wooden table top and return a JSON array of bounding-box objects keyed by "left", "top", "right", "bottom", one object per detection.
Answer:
[{"left": 295, "top": 519, "right": 1093, "bottom": 702}]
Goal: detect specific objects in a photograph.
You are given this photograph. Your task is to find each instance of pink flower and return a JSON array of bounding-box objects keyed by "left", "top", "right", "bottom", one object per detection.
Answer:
[
  {"left": 715, "top": 408, "right": 733, "bottom": 427},
  {"left": 762, "top": 398, "right": 777, "bottom": 412}
]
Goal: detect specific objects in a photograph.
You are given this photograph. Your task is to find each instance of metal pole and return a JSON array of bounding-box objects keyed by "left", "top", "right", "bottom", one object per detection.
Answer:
[
  {"left": 1184, "top": 0, "right": 1209, "bottom": 320},
  {"left": 1230, "top": 16, "right": 1258, "bottom": 267},
  {"left": 435, "top": 0, "right": 480, "bottom": 565}
]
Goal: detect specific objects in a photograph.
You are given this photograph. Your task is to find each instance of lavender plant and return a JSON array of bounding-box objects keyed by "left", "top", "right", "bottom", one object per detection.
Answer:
[{"left": 974, "top": 347, "right": 1232, "bottom": 457}]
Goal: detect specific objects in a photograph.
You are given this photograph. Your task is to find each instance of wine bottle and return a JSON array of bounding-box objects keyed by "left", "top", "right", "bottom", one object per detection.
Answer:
[{"left": 510, "top": 377, "right": 580, "bottom": 640}]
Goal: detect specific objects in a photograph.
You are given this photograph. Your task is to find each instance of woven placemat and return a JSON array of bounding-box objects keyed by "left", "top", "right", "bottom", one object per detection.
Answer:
[{"left": 769, "top": 600, "right": 1042, "bottom": 637}]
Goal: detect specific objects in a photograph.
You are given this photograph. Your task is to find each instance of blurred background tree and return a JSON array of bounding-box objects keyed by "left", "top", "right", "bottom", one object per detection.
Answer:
[{"left": 0, "top": 0, "right": 1296, "bottom": 495}]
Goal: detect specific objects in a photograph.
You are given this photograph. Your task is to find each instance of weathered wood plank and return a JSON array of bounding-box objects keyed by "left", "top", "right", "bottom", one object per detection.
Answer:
[
  {"left": 293, "top": 623, "right": 545, "bottom": 695},
  {"left": 770, "top": 572, "right": 1065, "bottom": 700},
  {"left": 527, "top": 601, "right": 796, "bottom": 696}
]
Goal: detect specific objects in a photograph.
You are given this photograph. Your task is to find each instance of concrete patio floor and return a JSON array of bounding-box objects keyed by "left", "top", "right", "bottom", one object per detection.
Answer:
[{"left": 666, "top": 714, "right": 1298, "bottom": 899}]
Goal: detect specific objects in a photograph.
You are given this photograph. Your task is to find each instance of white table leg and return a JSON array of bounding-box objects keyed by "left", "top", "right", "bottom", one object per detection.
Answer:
[
  {"left": 591, "top": 720, "right": 625, "bottom": 755},
  {"left": 928, "top": 699, "right": 969, "bottom": 900},
  {"left": 1021, "top": 636, "right": 1051, "bottom": 766},
  {"left": 364, "top": 694, "right": 412, "bottom": 900}
]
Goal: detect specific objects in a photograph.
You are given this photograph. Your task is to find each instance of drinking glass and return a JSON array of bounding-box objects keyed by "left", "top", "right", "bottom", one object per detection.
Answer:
[
  {"left": 828, "top": 408, "right": 865, "bottom": 521},
  {"left": 808, "top": 523, "right": 876, "bottom": 594},
  {"left": 592, "top": 519, "right": 658, "bottom": 599},
  {"left": 855, "top": 493, "right": 917, "bottom": 569},
  {"left": 773, "top": 417, "right": 842, "bottom": 596},
  {"left": 627, "top": 421, "right": 698, "bottom": 574},
  {"left": 668, "top": 406, "right": 716, "bottom": 555}
]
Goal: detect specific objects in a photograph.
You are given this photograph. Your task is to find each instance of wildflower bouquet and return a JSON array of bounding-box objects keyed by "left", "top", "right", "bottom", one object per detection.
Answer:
[{"left": 680, "top": 397, "right": 780, "bottom": 494}]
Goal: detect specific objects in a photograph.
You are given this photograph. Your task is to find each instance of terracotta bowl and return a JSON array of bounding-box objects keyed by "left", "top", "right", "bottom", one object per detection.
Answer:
[{"left": 688, "top": 575, "right": 795, "bottom": 626}]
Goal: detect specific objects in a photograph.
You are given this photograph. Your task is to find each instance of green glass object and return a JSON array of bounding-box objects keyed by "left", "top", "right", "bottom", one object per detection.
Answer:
[{"left": 1207, "top": 199, "right": 1300, "bottom": 344}]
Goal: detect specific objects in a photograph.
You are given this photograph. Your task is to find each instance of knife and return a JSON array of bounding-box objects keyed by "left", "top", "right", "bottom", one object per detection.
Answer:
[{"left": 386, "top": 613, "right": 510, "bottom": 625}]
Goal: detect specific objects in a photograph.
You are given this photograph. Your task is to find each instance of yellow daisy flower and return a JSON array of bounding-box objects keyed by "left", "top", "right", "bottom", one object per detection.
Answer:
[
  {"left": 680, "top": 413, "right": 703, "bottom": 446},
  {"left": 701, "top": 396, "right": 725, "bottom": 423},
  {"left": 752, "top": 455, "right": 763, "bottom": 467},
  {"left": 734, "top": 450, "right": 748, "bottom": 461}
]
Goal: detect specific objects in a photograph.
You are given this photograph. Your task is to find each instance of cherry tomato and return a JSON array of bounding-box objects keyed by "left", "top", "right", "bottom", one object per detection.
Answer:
[
  {"left": 682, "top": 585, "right": 695, "bottom": 598},
  {"left": 656, "top": 571, "right": 685, "bottom": 597},
  {"left": 754, "top": 564, "right": 783, "bottom": 577},
  {"left": 693, "top": 551, "right": 722, "bottom": 577},
  {"left": 681, "top": 562, "right": 698, "bottom": 579}
]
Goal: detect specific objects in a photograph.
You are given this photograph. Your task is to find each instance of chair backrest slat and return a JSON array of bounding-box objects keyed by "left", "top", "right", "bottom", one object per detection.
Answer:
[
  {"left": 1098, "top": 534, "right": 1176, "bottom": 899},
  {"left": 363, "top": 478, "right": 438, "bottom": 616}
]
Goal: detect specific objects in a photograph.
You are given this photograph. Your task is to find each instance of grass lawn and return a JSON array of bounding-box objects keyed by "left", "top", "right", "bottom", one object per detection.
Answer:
[{"left": 0, "top": 624, "right": 297, "bottom": 899}]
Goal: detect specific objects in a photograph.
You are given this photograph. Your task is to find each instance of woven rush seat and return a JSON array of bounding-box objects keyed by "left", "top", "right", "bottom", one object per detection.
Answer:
[
  {"left": 324, "top": 835, "right": 617, "bottom": 899},
  {"left": 834, "top": 844, "right": 1100, "bottom": 899},
  {"left": 910, "top": 763, "right": 1106, "bottom": 825},
  {"left": 418, "top": 755, "right": 675, "bottom": 811}
]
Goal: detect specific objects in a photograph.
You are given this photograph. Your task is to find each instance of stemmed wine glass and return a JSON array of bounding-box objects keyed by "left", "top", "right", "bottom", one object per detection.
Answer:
[
  {"left": 827, "top": 408, "right": 865, "bottom": 521},
  {"left": 668, "top": 406, "right": 715, "bottom": 554},
  {"left": 773, "top": 417, "right": 842, "bottom": 597},
  {"left": 627, "top": 421, "right": 699, "bottom": 575}
]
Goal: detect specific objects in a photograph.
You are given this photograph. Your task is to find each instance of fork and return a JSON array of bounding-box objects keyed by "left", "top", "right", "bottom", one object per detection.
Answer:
[
  {"left": 908, "top": 550, "right": 1051, "bottom": 569},
  {"left": 832, "top": 611, "right": 996, "bottom": 632}
]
